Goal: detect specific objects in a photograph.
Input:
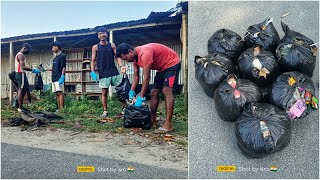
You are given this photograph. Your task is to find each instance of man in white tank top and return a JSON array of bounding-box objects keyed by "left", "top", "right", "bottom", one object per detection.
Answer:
[{"left": 14, "top": 43, "right": 41, "bottom": 112}]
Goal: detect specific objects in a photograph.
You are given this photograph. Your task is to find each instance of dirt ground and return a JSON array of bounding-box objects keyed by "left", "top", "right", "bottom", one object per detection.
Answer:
[
  {"left": 1, "top": 126, "right": 187, "bottom": 171},
  {"left": 1, "top": 93, "right": 188, "bottom": 171}
]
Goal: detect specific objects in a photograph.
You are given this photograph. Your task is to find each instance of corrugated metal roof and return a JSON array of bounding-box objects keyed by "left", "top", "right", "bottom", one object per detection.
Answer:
[{"left": 1, "top": 1, "right": 188, "bottom": 43}]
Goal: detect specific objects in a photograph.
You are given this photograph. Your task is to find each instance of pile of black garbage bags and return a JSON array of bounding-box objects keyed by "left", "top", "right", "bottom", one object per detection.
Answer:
[{"left": 195, "top": 19, "right": 318, "bottom": 158}]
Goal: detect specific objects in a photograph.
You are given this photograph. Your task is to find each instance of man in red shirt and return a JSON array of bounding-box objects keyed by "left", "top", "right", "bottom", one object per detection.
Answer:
[{"left": 116, "top": 43, "right": 181, "bottom": 133}]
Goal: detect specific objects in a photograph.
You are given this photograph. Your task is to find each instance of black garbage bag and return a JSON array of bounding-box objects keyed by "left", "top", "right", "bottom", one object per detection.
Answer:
[
  {"left": 32, "top": 111, "right": 63, "bottom": 120},
  {"left": 238, "top": 47, "right": 280, "bottom": 86},
  {"left": 276, "top": 22, "right": 317, "bottom": 77},
  {"left": 8, "top": 71, "right": 16, "bottom": 81},
  {"left": 244, "top": 18, "right": 280, "bottom": 53},
  {"left": 279, "top": 21, "right": 316, "bottom": 47},
  {"left": 208, "top": 29, "right": 244, "bottom": 62},
  {"left": 270, "top": 71, "right": 318, "bottom": 120},
  {"left": 17, "top": 112, "right": 46, "bottom": 130},
  {"left": 8, "top": 71, "right": 18, "bottom": 89},
  {"left": 195, "top": 53, "right": 236, "bottom": 98},
  {"left": 123, "top": 104, "right": 152, "bottom": 130},
  {"left": 214, "top": 74, "right": 262, "bottom": 122},
  {"left": 10, "top": 117, "right": 24, "bottom": 126},
  {"left": 34, "top": 74, "right": 43, "bottom": 90},
  {"left": 115, "top": 74, "right": 131, "bottom": 102},
  {"left": 261, "top": 86, "right": 272, "bottom": 103},
  {"left": 235, "top": 102, "right": 291, "bottom": 159},
  {"left": 8, "top": 71, "right": 18, "bottom": 87}
]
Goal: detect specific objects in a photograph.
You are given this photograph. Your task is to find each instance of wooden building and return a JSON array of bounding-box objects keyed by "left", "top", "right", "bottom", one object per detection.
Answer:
[{"left": 1, "top": 2, "right": 188, "bottom": 102}]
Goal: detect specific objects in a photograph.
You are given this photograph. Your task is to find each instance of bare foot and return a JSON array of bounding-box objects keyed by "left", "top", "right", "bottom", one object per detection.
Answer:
[
  {"left": 161, "top": 122, "right": 173, "bottom": 131},
  {"left": 154, "top": 127, "right": 173, "bottom": 134}
]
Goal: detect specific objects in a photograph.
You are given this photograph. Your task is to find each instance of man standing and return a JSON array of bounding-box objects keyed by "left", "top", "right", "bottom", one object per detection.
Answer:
[
  {"left": 116, "top": 43, "right": 181, "bottom": 133},
  {"left": 43, "top": 41, "right": 66, "bottom": 111},
  {"left": 15, "top": 43, "right": 41, "bottom": 112},
  {"left": 90, "top": 27, "right": 126, "bottom": 117}
]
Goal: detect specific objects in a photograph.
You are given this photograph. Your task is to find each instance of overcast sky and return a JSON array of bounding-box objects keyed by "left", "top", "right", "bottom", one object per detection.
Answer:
[{"left": 1, "top": 1, "right": 178, "bottom": 38}]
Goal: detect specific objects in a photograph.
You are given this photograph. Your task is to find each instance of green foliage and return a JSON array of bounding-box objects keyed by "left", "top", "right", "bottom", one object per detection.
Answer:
[
  {"left": 173, "top": 94, "right": 188, "bottom": 121},
  {"left": 1, "top": 109, "right": 18, "bottom": 119},
  {"left": 30, "top": 90, "right": 41, "bottom": 99},
  {"left": 2, "top": 90, "right": 188, "bottom": 137},
  {"left": 175, "top": 139, "right": 188, "bottom": 145},
  {"left": 1, "top": 99, "right": 19, "bottom": 119},
  {"left": 172, "top": 118, "right": 188, "bottom": 137},
  {"left": 28, "top": 90, "right": 57, "bottom": 112}
]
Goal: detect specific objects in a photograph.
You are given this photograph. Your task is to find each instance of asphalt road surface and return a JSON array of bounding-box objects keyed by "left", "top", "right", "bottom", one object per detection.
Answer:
[
  {"left": 1, "top": 143, "right": 187, "bottom": 179},
  {"left": 188, "top": 1, "right": 319, "bottom": 179}
]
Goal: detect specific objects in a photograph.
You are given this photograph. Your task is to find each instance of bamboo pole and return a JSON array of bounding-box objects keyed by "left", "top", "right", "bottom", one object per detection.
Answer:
[
  {"left": 108, "top": 30, "right": 113, "bottom": 98},
  {"left": 9, "top": 41, "right": 14, "bottom": 103},
  {"left": 53, "top": 36, "right": 56, "bottom": 56},
  {"left": 181, "top": 13, "right": 188, "bottom": 110},
  {"left": 52, "top": 37, "right": 58, "bottom": 92}
]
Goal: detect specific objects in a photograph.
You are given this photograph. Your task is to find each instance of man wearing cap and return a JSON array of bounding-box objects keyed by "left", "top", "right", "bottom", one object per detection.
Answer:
[
  {"left": 90, "top": 27, "right": 126, "bottom": 118},
  {"left": 15, "top": 43, "right": 41, "bottom": 112},
  {"left": 43, "top": 41, "right": 66, "bottom": 111},
  {"left": 116, "top": 43, "right": 181, "bottom": 133}
]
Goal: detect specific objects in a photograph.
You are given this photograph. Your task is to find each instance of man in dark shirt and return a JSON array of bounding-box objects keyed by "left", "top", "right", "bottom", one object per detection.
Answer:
[
  {"left": 90, "top": 27, "right": 126, "bottom": 117},
  {"left": 44, "top": 41, "right": 66, "bottom": 111}
]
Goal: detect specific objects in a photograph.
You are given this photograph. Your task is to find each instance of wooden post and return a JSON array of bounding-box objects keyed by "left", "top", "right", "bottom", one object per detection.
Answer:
[
  {"left": 52, "top": 37, "right": 57, "bottom": 92},
  {"left": 9, "top": 41, "right": 14, "bottom": 103},
  {"left": 108, "top": 30, "right": 113, "bottom": 98},
  {"left": 53, "top": 36, "right": 57, "bottom": 56},
  {"left": 181, "top": 13, "right": 188, "bottom": 109}
]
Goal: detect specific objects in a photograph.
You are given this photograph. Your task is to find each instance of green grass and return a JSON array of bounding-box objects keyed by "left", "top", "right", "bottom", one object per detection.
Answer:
[
  {"left": 30, "top": 91, "right": 128, "bottom": 133},
  {"left": 1, "top": 108, "right": 19, "bottom": 120},
  {"left": 141, "top": 94, "right": 188, "bottom": 137},
  {"left": 1, "top": 99, "right": 19, "bottom": 120},
  {"left": 171, "top": 118, "right": 188, "bottom": 137},
  {"left": 1, "top": 90, "right": 188, "bottom": 137},
  {"left": 173, "top": 94, "right": 188, "bottom": 121},
  {"left": 175, "top": 139, "right": 188, "bottom": 146}
]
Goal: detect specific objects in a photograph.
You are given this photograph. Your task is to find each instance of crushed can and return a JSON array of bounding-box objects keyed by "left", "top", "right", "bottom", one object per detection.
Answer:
[{"left": 304, "top": 91, "right": 312, "bottom": 104}]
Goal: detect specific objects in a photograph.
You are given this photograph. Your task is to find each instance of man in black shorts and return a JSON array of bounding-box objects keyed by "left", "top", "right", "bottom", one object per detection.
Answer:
[
  {"left": 116, "top": 43, "right": 181, "bottom": 133},
  {"left": 9, "top": 71, "right": 32, "bottom": 108},
  {"left": 15, "top": 43, "right": 41, "bottom": 112}
]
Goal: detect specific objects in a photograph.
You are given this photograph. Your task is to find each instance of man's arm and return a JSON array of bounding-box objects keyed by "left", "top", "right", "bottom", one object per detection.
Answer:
[
  {"left": 139, "top": 65, "right": 151, "bottom": 98},
  {"left": 91, "top": 45, "right": 97, "bottom": 71},
  {"left": 137, "top": 50, "right": 153, "bottom": 98},
  {"left": 112, "top": 43, "right": 126, "bottom": 74},
  {"left": 131, "top": 63, "right": 140, "bottom": 91},
  {"left": 18, "top": 54, "right": 32, "bottom": 71},
  {"left": 111, "top": 43, "right": 123, "bottom": 67}
]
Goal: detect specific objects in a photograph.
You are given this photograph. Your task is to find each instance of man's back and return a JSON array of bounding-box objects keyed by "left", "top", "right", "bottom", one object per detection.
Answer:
[{"left": 135, "top": 43, "right": 180, "bottom": 72}]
